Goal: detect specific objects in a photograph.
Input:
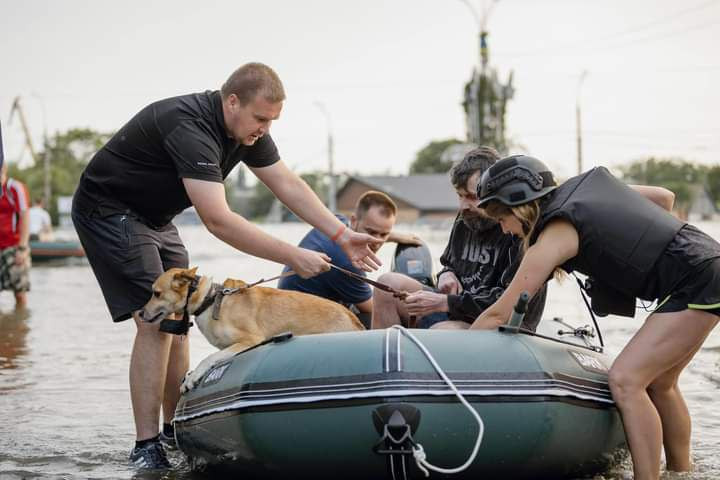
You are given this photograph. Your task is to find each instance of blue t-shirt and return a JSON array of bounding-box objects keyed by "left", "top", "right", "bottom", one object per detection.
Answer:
[{"left": 278, "top": 215, "right": 371, "bottom": 306}]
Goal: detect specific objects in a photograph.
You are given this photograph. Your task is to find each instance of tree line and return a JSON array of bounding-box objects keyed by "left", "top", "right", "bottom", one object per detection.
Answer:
[{"left": 7, "top": 128, "right": 718, "bottom": 224}]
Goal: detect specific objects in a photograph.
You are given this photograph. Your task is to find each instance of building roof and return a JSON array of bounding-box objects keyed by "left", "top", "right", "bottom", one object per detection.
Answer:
[{"left": 340, "top": 174, "right": 458, "bottom": 211}]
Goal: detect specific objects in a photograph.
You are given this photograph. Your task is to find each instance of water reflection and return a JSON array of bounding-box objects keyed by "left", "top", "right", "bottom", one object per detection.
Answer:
[{"left": 0, "top": 307, "right": 31, "bottom": 371}]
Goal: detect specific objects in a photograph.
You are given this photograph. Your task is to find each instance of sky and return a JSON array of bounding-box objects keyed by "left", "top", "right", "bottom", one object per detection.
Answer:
[{"left": 1, "top": 0, "right": 718, "bottom": 181}]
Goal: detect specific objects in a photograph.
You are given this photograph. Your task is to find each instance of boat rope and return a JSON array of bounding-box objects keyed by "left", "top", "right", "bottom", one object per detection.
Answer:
[{"left": 389, "top": 325, "right": 484, "bottom": 477}]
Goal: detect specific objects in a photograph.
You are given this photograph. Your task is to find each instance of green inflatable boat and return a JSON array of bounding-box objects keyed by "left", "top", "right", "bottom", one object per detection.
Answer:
[{"left": 174, "top": 324, "right": 626, "bottom": 479}]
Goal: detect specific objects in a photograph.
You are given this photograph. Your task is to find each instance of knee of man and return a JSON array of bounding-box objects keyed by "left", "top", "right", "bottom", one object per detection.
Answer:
[
  {"left": 132, "top": 310, "right": 168, "bottom": 333},
  {"left": 377, "top": 272, "right": 402, "bottom": 287}
]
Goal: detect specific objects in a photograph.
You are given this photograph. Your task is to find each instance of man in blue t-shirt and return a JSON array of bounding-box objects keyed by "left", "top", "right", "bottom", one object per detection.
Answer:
[{"left": 279, "top": 191, "right": 419, "bottom": 328}]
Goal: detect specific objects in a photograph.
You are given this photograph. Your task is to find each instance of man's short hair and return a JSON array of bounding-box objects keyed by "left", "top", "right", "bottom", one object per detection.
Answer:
[
  {"left": 221, "top": 62, "right": 286, "bottom": 106},
  {"left": 355, "top": 190, "right": 397, "bottom": 220},
  {"left": 449, "top": 146, "right": 500, "bottom": 190}
]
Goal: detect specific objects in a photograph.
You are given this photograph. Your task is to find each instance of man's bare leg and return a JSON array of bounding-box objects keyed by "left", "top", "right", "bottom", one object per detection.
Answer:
[
  {"left": 430, "top": 320, "right": 470, "bottom": 330},
  {"left": 163, "top": 332, "right": 190, "bottom": 426},
  {"left": 371, "top": 272, "right": 424, "bottom": 329},
  {"left": 130, "top": 312, "right": 173, "bottom": 441},
  {"left": 14, "top": 291, "right": 27, "bottom": 309}
]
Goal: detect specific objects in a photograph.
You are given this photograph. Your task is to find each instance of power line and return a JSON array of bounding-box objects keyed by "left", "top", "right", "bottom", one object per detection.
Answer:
[
  {"left": 577, "top": 0, "right": 718, "bottom": 45},
  {"left": 497, "top": 0, "right": 719, "bottom": 57}
]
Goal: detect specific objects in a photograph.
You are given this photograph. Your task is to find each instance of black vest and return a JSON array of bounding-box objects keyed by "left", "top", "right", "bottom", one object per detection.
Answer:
[{"left": 533, "top": 167, "right": 685, "bottom": 299}]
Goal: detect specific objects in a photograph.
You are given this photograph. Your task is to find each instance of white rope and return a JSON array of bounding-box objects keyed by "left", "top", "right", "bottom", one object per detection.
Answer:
[{"left": 389, "top": 325, "right": 484, "bottom": 477}]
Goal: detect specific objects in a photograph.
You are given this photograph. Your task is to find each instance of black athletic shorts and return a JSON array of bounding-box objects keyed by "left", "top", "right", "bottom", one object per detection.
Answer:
[
  {"left": 72, "top": 209, "right": 188, "bottom": 322},
  {"left": 654, "top": 257, "right": 720, "bottom": 317},
  {"left": 649, "top": 225, "right": 720, "bottom": 317}
]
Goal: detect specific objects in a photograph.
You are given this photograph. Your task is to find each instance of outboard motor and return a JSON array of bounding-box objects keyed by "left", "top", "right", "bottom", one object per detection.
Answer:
[{"left": 392, "top": 242, "right": 436, "bottom": 288}]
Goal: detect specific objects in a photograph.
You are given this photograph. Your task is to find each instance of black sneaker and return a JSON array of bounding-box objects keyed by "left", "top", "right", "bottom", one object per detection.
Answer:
[
  {"left": 129, "top": 440, "right": 171, "bottom": 470},
  {"left": 159, "top": 431, "right": 177, "bottom": 450}
]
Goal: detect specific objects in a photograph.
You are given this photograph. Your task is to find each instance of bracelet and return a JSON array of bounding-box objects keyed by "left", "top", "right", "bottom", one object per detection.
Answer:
[
  {"left": 330, "top": 225, "right": 346, "bottom": 242},
  {"left": 17, "top": 245, "right": 28, "bottom": 252}
]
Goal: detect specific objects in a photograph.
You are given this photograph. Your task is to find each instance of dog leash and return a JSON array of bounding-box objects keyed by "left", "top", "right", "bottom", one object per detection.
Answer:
[
  {"left": 329, "top": 264, "right": 408, "bottom": 300},
  {"left": 221, "top": 270, "right": 297, "bottom": 295}
]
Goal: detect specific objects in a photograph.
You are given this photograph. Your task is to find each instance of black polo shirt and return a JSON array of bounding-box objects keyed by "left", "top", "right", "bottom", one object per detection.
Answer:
[{"left": 75, "top": 90, "right": 279, "bottom": 227}]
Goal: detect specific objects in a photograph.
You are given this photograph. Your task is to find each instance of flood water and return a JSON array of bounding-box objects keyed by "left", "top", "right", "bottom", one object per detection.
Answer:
[{"left": 1, "top": 221, "right": 719, "bottom": 480}]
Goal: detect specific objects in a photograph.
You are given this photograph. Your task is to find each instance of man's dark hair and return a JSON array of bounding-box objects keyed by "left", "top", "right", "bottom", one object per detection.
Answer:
[
  {"left": 449, "top": 146, "right": 500, "bottom": 190},
  {"left": 221, "top": 62, "right": 286, "bottom": 106}
]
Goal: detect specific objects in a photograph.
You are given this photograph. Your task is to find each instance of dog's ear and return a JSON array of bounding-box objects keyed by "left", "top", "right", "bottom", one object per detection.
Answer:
[{"left": 172, "top": 267, "right": 197, "bottom": 288}]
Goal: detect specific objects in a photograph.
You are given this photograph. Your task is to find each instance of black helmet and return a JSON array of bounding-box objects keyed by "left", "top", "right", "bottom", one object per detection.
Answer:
[{"left": 477, "top": 154, "right": 557, "bottom": 207}]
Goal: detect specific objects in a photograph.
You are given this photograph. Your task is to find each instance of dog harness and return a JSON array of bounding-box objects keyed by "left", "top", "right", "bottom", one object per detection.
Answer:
[{"left": 162, "top": 271, "right": 300, "bottom": 335}]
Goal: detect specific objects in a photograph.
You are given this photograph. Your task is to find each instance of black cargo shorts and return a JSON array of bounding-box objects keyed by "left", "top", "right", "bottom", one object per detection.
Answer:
[{"left": 72, "top": 208, "right": 189, "bottom": 322}]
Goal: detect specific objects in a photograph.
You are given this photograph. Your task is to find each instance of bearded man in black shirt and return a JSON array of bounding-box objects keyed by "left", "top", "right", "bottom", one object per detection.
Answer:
[
  {"left": 371, "top": 146, "right": 546, "bottom": 331},
  {"left": 72, "top": 63, "right": 381, "bottom": 469}
]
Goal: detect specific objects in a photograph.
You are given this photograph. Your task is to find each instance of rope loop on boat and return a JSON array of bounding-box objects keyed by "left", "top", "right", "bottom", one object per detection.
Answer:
[{"left": 389, "top": 325, "right": 484, "bottom": 477}]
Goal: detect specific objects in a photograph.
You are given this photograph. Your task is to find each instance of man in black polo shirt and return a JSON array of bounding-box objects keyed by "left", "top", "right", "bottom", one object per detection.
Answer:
[{"left": 72, "top": 63, "right": 381, "bottom": 469}]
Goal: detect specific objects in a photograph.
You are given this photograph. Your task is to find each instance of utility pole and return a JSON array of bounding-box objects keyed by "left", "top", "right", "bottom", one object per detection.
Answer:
[
  {"left": 459, "top": 1, "right": 513, "bottom": 153},
  {"left": 460, "top": 0, "right": 497, "bottom": 144},
  {"left": 575, "top": 71, "right": 588, "bottom": 175},
  {"left": 32, "top": 93, "right": 51, "bottom": 206},
  {"left": 9, "top": 97, "right": 39, "bottom": 165},
  {"left": 314, "top": 101, "right": 336, "bottom": 213}
]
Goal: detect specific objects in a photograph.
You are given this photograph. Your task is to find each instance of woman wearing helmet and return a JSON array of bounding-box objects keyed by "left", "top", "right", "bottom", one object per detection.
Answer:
[{"left": 473, "top": 154, "right": 720, "bottom": 480}]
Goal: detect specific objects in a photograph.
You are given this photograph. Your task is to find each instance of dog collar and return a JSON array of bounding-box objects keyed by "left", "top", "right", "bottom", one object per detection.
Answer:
[{"left": 194, "top": 282, "right": 221, "bottom": 317}]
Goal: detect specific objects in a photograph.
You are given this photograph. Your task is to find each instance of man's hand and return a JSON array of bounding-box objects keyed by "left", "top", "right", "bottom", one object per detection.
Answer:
[
  {"left": 288, "top": 248, "right": 332, "bottom": 278},
  {"left": 389, "top": 232, "right": 423, "bottom": 246},
  {"left": 437, "top": 271, "right": 462, "bottom": 295},
  {"left": 403, "top": 290, "right": 449, "bottom": 317},
  {"left": 337, "top": 229, "right": 382, "bottom": 272}
]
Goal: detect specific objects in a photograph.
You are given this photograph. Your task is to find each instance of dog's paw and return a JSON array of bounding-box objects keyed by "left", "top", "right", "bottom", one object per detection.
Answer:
[{"left": 180, "top": 370, "right": 199, "bottom": 394}]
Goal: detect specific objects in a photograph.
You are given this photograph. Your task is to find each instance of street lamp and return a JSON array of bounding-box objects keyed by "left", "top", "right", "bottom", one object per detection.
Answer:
[
  {"left": 575, "top": 70, "right": 588, "bottom": 175},
  {"left": 314, "top": 101, "right": 336, "bottom": 213}
]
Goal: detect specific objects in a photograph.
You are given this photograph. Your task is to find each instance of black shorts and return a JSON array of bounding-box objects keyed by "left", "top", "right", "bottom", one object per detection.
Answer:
[
  {"left": 655, "top": 257, "right": 720, "bottom": 317},
  {"left": 72, "top": 210, "right": 188, "bottom": 322}
]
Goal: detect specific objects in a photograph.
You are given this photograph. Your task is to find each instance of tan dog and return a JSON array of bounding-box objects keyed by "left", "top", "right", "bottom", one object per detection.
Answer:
[{"left": 140, "top": 267, "right": 364, "bottom": 392}]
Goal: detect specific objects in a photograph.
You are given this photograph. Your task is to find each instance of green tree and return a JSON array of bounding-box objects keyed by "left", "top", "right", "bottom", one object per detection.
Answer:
[
  {"left": 247, "top": 171, "right": 329, "bottom": 220},
  {"left": 8, "top": 128, "right": 113, "bottom": 223},
  {"left": 618, "top": 157, "right": 702, "bottom": 215},
  {"left": 409, "top": 138, "right": 463, "bottom": 174},
  {"left": 706, "top": 165, "right": 720, "bottom": 208}
]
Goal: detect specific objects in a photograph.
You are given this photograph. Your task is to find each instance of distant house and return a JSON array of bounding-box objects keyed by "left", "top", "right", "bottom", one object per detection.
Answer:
[{"left": 336, "top": 174, "right": 458, "bottom": 223}]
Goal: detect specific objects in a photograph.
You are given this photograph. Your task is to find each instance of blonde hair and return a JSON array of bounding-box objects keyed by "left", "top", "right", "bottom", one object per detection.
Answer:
[
  {"left": 221, "top": 62, "right": 286, "bottom": 105},
  {"left": 483, "top": 199, "right": 565, "bottom": 280}
]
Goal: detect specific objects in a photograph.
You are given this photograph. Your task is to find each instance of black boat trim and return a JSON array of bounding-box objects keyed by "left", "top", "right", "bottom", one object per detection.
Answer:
[
  {"left": 175, "top": 393, "right": 618, "bottom": 426},
  {"left": 175, "top": 371, "right": 614, "bottom": 422}
]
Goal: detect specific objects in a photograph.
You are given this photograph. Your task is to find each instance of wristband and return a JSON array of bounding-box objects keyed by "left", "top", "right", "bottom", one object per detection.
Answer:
[
  {"left": 330, "top": 225, "right": 346, "bottom": 242},
  {"left": 17, "top": 246, "right": 28, "bottom": 252}
]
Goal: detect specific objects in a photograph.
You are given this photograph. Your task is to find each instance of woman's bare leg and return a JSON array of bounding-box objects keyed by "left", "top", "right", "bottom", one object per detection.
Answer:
[{"left": 608, "top": 309, "right": 717, "bottom": 480}]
